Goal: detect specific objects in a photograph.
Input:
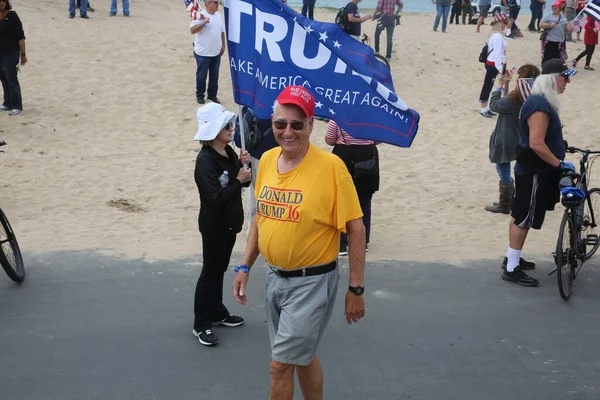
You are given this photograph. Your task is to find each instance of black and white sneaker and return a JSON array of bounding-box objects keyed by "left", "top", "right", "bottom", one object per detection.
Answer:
[
  {"left": 501, "top": 257, "right": 535, "bottom": 270},
  {"left": 214, "top": 314, "right": 244, "bottom": 327},
  {"left": 501, "top": 266, "right": 539, "bottom": 287},
  {"left": 339, "top": 244, "right": 348, "bottom": 256},
  {"left": 193, "top": 328, "right": 218, "bottom": 346}
]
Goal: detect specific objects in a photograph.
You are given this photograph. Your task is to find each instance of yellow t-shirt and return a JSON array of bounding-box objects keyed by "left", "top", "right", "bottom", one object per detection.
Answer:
[{"left": 255, "top": 143, "right": 363, "bottom": 270}]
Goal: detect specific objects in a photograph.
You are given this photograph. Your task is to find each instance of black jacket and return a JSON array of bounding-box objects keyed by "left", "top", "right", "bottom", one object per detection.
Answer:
[
  {"left": 194, "top": 145, "right": 249, "bottom": 234},
  {"left": 0, "top": 11, "right": 25, "bottom": 54}
]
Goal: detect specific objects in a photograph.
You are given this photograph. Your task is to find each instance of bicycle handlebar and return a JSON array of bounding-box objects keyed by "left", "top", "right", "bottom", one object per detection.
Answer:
[{"left": 567, "top": 146, "right": 600, "bottom": 155}]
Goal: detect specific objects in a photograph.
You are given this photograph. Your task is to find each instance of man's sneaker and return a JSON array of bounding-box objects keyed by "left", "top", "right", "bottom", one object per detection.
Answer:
[
  {"left": 214, "top": 314, "right": 244, "bottom": 327},
  {"left": 501, "top": 257, "right": 535, "bottom": 270},
  {"left": 208, "top": 96, "right": 221, "bottom": 104},
  {"left": 193, "top": 328, "right": 218, "bottom": 346},
  {"left": 501, "top": 266, "right": 539, "bottom": 287},
  {"left": 81, "top": 15, "right": 89, "bottom": 19},
  {"left": 365, "top": 243, "right": 369, "bottom": 252},
  {"left": 505, "top": 34, "right": 516, "bottom": 39},
  {"left": 339, "top": 244, "right": 348, "bottom": 256},
  {"left": 197, "top": 98, "right": 205, "bottom": 104},
  {"left": 88, "top": 6, "right": 95, "bottom": 12},
  {"left": 479, "top": 110, "right": 494, "bottom": 118},
  {"left": 8, "top": 109, "right": 22, "bottom": 116},
  {"left": 0, "top": 105, "right": 10, "bottom": 111}
]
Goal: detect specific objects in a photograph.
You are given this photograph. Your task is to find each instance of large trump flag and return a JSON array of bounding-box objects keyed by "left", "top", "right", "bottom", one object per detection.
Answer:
[{"left": 222, "top": 0, "right": 420, "bottom": 147}]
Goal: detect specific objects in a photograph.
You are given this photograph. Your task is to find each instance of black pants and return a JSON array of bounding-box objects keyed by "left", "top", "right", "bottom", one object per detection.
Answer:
[
  {"left": 575, "top": 44, "right": 596, "bottom": 67},
  {"left": 341, "top": 189, "right": 373, "bottom": 247},
  {"left": 528, "top": 7, "right": 543, "bottom": 30},
  {"left": 0, "top": 50, "right": 23, "bottom": 110},
  {"left": 193, "top": 231, "right": 236, "bottom": 331},
  {"left": 302, "top": 0, "right": 316, "bottom": 20},
  {"left": 374, "top": 15, "right": 395, "bottom": 59},
  {"left": 542, "top": 41, "right": 561, "bottom": 64},
  {"left": 450, "top": 7, "right": 461, "bottom": 24},
  {"left": 479, "top": 63, "right": 498, "bottom": 104}
]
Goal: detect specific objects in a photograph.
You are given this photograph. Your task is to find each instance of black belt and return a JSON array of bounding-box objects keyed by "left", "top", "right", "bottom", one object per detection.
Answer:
[{"left": 270, "top": 261, "right": 337, "bottom": 278}]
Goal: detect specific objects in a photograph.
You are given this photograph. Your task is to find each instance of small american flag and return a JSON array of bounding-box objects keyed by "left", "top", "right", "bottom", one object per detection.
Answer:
[
  {"left": 184, "top": 0, "right": 203, "bottom": 20},
  {"left": 569, "top": 14, "right": 588, "bottom": 31}
]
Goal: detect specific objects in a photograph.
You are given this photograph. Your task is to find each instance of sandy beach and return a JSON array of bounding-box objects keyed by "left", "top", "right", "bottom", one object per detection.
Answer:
[{"left": 1, "top": 0, "right": 599, "bottom": 266}]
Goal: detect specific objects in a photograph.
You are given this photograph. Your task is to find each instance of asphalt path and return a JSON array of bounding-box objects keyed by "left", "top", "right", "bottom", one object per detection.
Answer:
[{"left": 1, "top": 250, "right": 599, "bottom": 399}]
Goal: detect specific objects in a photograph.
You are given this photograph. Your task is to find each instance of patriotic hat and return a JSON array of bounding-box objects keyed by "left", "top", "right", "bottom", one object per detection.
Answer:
[
  {"left": 491, "top": 13, "right": 508, "bottom": 25},
  {"left": 276, "top": 86, "right": 315, "bottom": 118},
  {"left": 194, "top": 103, "right": 236, "bottom": 141},
  {"left": 541, "top": 59, "right": 578, "bottom": 77}
]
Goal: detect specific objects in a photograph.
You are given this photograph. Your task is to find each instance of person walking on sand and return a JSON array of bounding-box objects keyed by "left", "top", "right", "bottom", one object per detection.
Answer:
[
  {"left": 69, "top": 0, "right": 89, "bottom": 18},
  {"left": 450, "top": 0, "right": 462, "bottom": 25},
  {"left": 110, "top": 0, "right": 130, "bottom": 16},
  {"left": 500, "top": 59, "right": 577, "bottom": 287},
  {"left": 540, "top": 2, "right": 570, "bottom": 64},
  {"left": 0, "top": 0, "right": 26, "bottom": 116},
  {"left": 478, "top": 13, "right": 509, "bottom": 118},
  {"left": 346, "top": 0, "right": 373, "bottom": 42},
  {"left": 374, "top": 0, "right": 403, "bottom": 61},
  {"left": 325, "top": 120, "right": 379, "bottom": 256},
  {"left": 192, "top": 103, "right": 252, "bottom": 347},
  {"left": 302, "top": 0, "right": 316, "bottom": 20},
  {"left": 462, "top": 0, "right": 473, "bottom": 24},
  {"left": 485, "top": 64, "right": 541, "bottom": 214},
  {"left": 476, "top": 0, "right": 492, "bottom": 32},
  {"left": 433, "top": 0, "right": 452, "bottom": 32},
  {"left": 572, "top": 15, "right": 600, "bottom": 70},
  {"left": 190, "top": 0, "right": 225, "bottom": 105},
  {"left": 528, "top": 0, "right": 545, "bottom": 32},
  {"left": 232, "top": 85, "right": 366, "bottom": 400}
]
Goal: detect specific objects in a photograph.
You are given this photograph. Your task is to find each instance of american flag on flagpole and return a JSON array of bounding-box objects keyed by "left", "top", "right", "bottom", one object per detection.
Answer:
[
  {"left": 569, "top": 13, "right": 588, "bottom": 31},
  {"left": 184, "top": 0, "right": 203, "bottom": 20},
  {"left": 582, "top": 0, "right": 600, "bottom": 22}
]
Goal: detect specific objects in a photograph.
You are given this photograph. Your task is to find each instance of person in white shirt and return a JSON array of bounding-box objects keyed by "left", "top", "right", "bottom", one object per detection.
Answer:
[
  {"left": 190, "top": 0, "right": 226, "bottom": 105},
  {"left": 478, "top": 13, "right": 509, "bottom": 118}
]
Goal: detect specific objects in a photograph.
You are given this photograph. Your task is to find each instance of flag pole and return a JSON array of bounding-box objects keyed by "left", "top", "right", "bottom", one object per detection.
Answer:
[{"left": 237, "top": 104, "right": 249, "bottom": 171}]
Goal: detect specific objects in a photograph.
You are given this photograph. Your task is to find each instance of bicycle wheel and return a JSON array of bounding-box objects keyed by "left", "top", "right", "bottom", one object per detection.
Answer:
[
  {"left": 0, "top": 207, "right": 25, "bottom": 283},
  {"left": 583, "top": 188, "right": 600, "bottom": 259},
  {"left": 374, "top": 54, "right": 391, "bottom": 70},
  {"left": 556, "top": 212, "right": 575, "bottom": 300}
]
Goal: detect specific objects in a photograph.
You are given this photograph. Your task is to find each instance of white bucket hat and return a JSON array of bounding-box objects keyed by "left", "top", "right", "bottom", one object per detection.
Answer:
[{"left": 193, "top": 103, "right": 236, "bottom": 141}]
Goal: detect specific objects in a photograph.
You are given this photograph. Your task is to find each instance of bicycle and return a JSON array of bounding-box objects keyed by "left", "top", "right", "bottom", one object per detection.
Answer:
[
  {"left": 0, "top": 141, "right": 25, "bottom": 283},
  {"left": 552, "top": 146, "right": 600, "bottom": 300}
]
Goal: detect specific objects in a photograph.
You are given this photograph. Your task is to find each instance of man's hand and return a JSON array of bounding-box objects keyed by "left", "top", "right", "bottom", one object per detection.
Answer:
[
  {"left": 220, "top": 46, "right": 225, "bottom": 56},
  {"left": 232, "top": 271, "right": 250, "bottom": 305},
  {"left": 345, "top": 291, "right": 365, "bottom": 324},
  {"left": 20, "top": 54, "right": 27, "bottom": 66}
]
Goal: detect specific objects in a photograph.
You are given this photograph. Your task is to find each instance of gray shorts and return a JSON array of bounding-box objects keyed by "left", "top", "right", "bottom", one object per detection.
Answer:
[
  {"left": 479, "top": 4, "right": 490, "bottom": 18},
  {"left": 265, "top": 265, "right": 340, "bottom": 366}
]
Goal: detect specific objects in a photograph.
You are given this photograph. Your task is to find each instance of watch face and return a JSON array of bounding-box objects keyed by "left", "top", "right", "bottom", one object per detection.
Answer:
[{"left": 350, "top": 286, "right": 364, "bottom": 295}]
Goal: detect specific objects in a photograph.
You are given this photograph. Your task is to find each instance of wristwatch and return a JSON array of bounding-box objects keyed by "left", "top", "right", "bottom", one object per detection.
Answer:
[{"left": 348, "top": 285, "right": 364, "bottom": 296}]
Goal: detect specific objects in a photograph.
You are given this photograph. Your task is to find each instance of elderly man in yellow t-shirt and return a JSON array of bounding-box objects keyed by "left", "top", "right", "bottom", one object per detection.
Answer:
[{"left": 232, "top": 86, "right": 366, "bottom": 400}]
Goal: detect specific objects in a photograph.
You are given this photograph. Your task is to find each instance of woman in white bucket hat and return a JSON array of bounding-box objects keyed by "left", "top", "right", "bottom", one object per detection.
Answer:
[{"left": 192, "top": 102, "right": 251, "bottom": 347}]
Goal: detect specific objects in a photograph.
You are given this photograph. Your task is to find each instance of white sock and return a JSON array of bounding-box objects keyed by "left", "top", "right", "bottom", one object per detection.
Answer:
[
  {"left": 506, "top": 28, "right": 512, "bottom": 36},
  {"left": 481, "top": 107, "right": 488, "bottom": 113},
  {"left": 506, "top": 246, "right": 521, "bottom": 272}
]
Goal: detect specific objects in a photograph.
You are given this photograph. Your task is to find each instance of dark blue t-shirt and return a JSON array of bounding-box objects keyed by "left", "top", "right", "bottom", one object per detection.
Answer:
[
  {"left": 515, "top": 94, "right": 565, "bottom": 175},
  {"left": 345, "top": 2, "right": 361, "bottom": 36}
]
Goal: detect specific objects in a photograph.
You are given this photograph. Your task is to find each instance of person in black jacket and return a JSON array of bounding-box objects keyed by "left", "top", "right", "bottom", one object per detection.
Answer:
[
  {"left": 192, "top": 103, "right": 252, "bottom": 347},
  {"left": 0, "top": 0, "right": 26, "bottom": 116}
]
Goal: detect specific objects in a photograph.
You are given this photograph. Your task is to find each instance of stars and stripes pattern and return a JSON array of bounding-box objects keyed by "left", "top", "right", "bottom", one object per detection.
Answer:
[
  {"left": 184, "top": 0, "right": 202, "bottom": 20},
  {"left": 582, "top": 0, "right": 600, "bottom": 22},
  {"left": 517, "top": 78, "right": 535, "bottom": 104},
  {"left": 569, "top": 14, "right": 588, "bottom": 30}
]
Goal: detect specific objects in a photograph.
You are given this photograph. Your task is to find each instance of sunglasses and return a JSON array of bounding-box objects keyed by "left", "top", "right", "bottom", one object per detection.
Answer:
[
  {"left": 223, "top": 121, "right": 233, "bottom": 130},
  {"left": 273, "top": 119, "right": 308, "bottom": 131}
]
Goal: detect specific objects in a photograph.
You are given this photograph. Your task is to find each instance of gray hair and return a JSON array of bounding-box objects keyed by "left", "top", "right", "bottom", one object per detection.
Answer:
[{"left": 531, "top": 74, "right": 560, "bottom": 111}]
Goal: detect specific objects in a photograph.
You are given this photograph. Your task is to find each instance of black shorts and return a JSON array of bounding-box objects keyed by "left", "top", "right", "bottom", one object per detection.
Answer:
[
  {"left": 512, "top": 171, "right": 560, "bottom": 230},
  {"left": 508, "top": 5, "right": 520, "bottom": 21}
]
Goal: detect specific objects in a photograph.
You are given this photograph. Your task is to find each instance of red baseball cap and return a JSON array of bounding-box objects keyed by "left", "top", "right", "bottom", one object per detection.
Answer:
[{"left": 275, "top": 86, "right": 315, "bottom": 118}]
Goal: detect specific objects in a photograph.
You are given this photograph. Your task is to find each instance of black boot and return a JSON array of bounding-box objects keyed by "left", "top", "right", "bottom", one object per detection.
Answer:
[{"left": 485, "top": 181, "right": 513, "bottom": 214}]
